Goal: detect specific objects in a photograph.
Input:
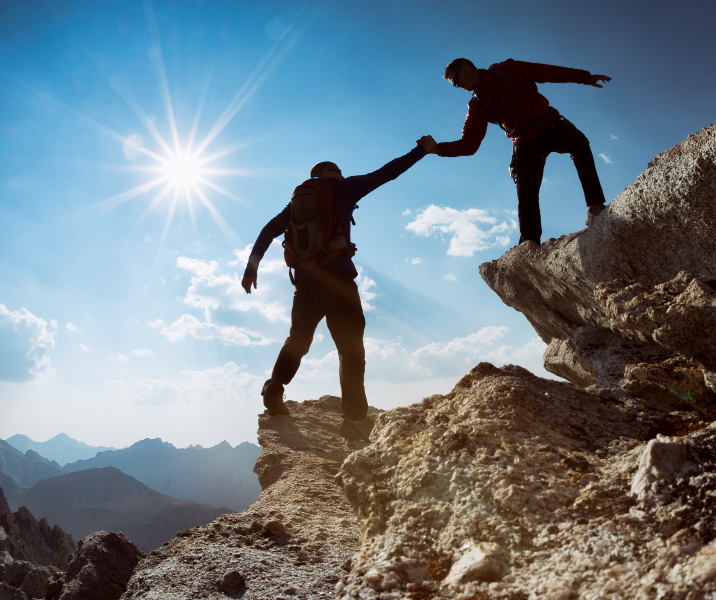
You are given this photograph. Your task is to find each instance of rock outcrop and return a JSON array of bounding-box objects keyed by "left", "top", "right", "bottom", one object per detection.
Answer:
[
  {"left": 120, "top": 397, "right": 380, "bottom": 599},
  {"left": 479, "top": 123, "right": 716, "bottom": 415},
  {"left": 58, "top": 532, "right": 144, "bottom": 600},
  {"left": 335, "top": 363, "right": 715, "bottom": 599}
]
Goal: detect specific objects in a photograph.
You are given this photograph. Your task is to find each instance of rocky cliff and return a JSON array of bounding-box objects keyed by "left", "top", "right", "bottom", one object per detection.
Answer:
[
  {"left": 42, "top": 124, "right": 716, "bottom": 599},
  {"left": 479, "top": 122, "right": 716, "bottom": 416}
]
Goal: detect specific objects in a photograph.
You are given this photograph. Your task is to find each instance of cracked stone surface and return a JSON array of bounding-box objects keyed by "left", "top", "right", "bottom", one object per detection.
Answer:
[{"left": 335, "top": 362, "right": 716, "bottom": 600}]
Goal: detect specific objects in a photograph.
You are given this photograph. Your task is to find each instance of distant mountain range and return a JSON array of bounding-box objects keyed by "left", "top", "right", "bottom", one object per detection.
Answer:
[
  {"left": 2, "top": 466, "right": 233, "bottom": 553},
  {"left": 63, "top": 438, "right": 262, "bottom": 511},
  {"left": 6, "top": 433, "right": 115, "bottom": 466},
  {"left": 0, "top": 439, "right": 63, "bottom": 487}
]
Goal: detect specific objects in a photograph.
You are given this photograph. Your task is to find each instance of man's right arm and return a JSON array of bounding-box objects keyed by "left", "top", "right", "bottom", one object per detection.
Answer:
[
  {"left": 433, "top": 101, "right": 489, "bottom": 157},
  {"left": 241, "top": 205, "right": 290, "bottom": 293}
]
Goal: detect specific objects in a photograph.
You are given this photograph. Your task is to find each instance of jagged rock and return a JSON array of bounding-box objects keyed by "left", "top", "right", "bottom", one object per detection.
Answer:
[
  {"left": 59, "top": 532, "right": 144, "bottom": 600},
  {"left": 0, "top": 487, "right": 75, "bottom": 569},
  {"left": 335, "top": 362, "right": 716, "bottom": 599},
  {"left": 121, "top": 397, "right": 380, "bottom": 600},
  {"left": 44, "top": 572, "right": 64, "bottom": 600},
  {"left": 543, "top": 338, "right": 596, "bottom": 387},
  {"left": 0, "top": 562, "right": 33, "bottom": 589}
]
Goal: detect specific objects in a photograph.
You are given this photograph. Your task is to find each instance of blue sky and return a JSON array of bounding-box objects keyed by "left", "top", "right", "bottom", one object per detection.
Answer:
[{"left": 1, "top": 0, "right": 714, "bottom": 449}]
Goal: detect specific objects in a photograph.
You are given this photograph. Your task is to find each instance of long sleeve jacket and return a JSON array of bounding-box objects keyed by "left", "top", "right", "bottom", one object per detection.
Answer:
[
  {"left": 243, "top": 146, "right": 426, "bottom": 280},
  {"left": 435, "top": 59, "right": 593, "bottom": 157}
]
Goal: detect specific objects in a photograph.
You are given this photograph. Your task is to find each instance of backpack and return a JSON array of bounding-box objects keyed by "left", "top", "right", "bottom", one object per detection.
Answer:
[{"left": 282, "top": 178, "right": 356, "bottom": 275}]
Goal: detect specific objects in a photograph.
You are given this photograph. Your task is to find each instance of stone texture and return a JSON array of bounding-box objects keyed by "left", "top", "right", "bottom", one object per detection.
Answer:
[
  {"left": 59, "top": 532, "right": 144, "bottom": 600},
  {"left": 18, "top": 566, "right": 50, "bottom": 599},
  {"left": 121, "top": 397, "right": 380, "bottom": 600},
  {"left": 0, "top": 582, "right": 28, "bottom": 600},
  {"left": 335, "top": 362, "right": 716, "bottom": 599}
]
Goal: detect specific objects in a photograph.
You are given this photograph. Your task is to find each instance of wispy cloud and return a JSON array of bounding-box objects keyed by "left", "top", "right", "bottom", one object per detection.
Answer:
[
  {"left": 157, "top": 314, "right": 273, "bottom": 346},
  {"left": 110, "top": 353, "right": 127, "bottom": 362},
  {"left": 80, "top": 344, "right": 89, "bottom": 351},
  {"left": 402, "top": 209, "right": 412, "bottom": 216},
  {"left": 411, "top": 326, "right": 507, "bottom": 361},
  {"left": 0, "top": 304, "right": 56, "bottom": 382},
  {"left": 65, "top": 322, "right": 79, "bottom": 332},
  {"left": 131, "top": 349, "right": 156, "bottom": 358},
  {"left": 610, "top": 134, "right": 618, "bottom": 140},
  {"left": 443, "top": 274, "right": 458, "bottom": 282},
  {"left": 409, "top": 257, "right": 422, "bottom": 265},
  {"left": 598, "top": 153, "right": 613, "bottom": 164},
  {"left": 406, "top": 205, "right": 517, "bottom": 256}
]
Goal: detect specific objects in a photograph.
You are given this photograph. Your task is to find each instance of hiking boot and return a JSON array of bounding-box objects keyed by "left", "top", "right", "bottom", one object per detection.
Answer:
[
  {"left": 261, "top": 379, "right": 290, "bottom": 416},
  {"left": 586, "top": 203, "right": 606, "bottom": 226},
  {"left": 340, "top": 416, "right": 374, "bottom": 442}
]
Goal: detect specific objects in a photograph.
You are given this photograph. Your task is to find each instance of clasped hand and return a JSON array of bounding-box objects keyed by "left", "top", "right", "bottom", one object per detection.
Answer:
[{"left": 416, "top": 135, "right": 437, "bottom": 153}]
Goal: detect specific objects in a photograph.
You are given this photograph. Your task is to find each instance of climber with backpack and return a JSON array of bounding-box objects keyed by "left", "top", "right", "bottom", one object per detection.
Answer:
[
  {"left": 429, "top": 58, "right": 611, "bottom": 245},
  {"left": 241, "top": 135, "right": 437, "bottom": 441}
]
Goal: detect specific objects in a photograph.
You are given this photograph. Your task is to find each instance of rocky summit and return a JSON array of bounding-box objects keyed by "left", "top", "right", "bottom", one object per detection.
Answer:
[{"left": 35, "top": 124, "right": 716, "bottom": 599}]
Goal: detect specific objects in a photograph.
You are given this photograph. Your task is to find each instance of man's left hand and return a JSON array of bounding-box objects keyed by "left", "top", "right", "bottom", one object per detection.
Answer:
[
  {"left": 589, "top": 74, "right": 611, "bottom": 88},
  {"left": 416, "top": 135, "right": 438, "bottom": 153}
]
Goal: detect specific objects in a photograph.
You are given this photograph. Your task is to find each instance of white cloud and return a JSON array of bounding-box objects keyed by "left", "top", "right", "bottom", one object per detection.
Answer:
[
  {"left": 410, "top": 257, "right": 422, "bottom": 265},
  {"left": 107, "top": 362, "right": 262, "bottom": 407},
  {"left": 65, "top": 322, "right": 78, "bottom": 332},
  {"left": 315, "top": 332, "right": 325, "bottom": 343},
  {"left": 406, "top": 205, "right": 517, "bottom": 256},
  {"left": 443, "top": 274, "right": 458, "bottom": 282},
  {"left": 79, "top": 344, "right": 89, "bottom": 351},
  {"left": 147, "top": 319, "right": 165, "bottom": 329},
  {"left": 0, "top": 304, "right": 56, "bottom": 382},
  {"left": 157, "top": 314, "right": 273, "bottom": 346},
  {"left": 356, "top": 266, "right": 378, "bottom": 311},
  {"left": 177, "top": 257, "right": 218, "bottom": 278},
  {"left": 110, "top": 353, "right": 127, "bottom": 362},
  {"left": 131, "top": 349, "right": 156, "bottom": 358},
  {"left": 402, "top": 209, "right": 412, "bottom": 216},
  {"left": 610, "top": 134, "right": 618, "bottom": 140},
  {"left": 598, "top": 153, "right": 613, "bottom": 164},
  {"left": 295, "top": 350, "right": 339, "bottom": 382},
  {"left": 229, "top": 242, "right": 285, "bottom": 273},
  {"left": 411, "top": 326, "right": 508, "bottom": 361}
]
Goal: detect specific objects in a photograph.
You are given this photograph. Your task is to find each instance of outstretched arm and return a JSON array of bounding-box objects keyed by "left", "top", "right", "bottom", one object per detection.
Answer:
[{"left": 431, "top": 101, "right": 488, "bottom": 157}]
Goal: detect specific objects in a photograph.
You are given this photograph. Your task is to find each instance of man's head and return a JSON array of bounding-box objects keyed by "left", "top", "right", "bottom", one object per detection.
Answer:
[
  {"left": 444, "top": 58, "right": 479, "bottom": 91},
  {"left": 310, "top": 161, "right": 344, "bottom": 180}
]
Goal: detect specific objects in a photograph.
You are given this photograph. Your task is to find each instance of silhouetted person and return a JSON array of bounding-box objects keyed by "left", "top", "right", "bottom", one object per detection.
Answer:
[
  {"left": 241, "top": 136, "right": 436, "bottom": 441},
  {"left": 430, "top": 58, "right": 611, "bottom": 244}
]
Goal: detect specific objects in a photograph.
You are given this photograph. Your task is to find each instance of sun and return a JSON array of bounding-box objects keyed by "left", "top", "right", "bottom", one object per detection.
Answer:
[{"left": 163, "top": 151, "right": 203, "bottom": 191}]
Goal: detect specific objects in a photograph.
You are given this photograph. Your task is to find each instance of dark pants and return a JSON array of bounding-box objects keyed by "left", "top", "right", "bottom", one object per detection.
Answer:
[
  {"left": 271, "top": 271, "right": 368, "bottom": 420},
  {"left": 511, "top": 119, "right": 606, "bottom": 245}
]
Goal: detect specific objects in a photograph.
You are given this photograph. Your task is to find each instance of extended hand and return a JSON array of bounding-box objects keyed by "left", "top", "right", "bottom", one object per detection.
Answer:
[
  {"left": 416, "top": 135, "right": 438, "bottom": 154},
  {"left": 589, "top": 74, "right": 611, "bottom": 88},
  {"left": 241, "top": 275, "right": 257, "bottom": 294}
]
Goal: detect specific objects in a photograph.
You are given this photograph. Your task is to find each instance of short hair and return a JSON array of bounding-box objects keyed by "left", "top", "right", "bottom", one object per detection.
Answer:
[
  {"left": 310, "top": 161, "right": 338, "bottom": 178},
  {"left": 443, "top": 58, "right": 476, "bottom": 82}
]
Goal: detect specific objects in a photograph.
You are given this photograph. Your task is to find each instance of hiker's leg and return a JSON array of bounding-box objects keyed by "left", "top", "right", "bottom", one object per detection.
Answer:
[
  {"left": 513, "top": 144, "right": 547, "bottom": 245},
  {"left": 325, "top": 274, "right": 367, "bottom": 420},
  {"left": 550, "top": 119, "right": 606, "bottom": 208},
  {"left": 271, "top": 277, "right": 324, "bottom": 386}
]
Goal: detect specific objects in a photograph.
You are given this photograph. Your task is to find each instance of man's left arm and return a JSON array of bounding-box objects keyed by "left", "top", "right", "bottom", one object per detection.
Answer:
[{"left": 505, "top": 59, "right": 610, "bottom": 88}]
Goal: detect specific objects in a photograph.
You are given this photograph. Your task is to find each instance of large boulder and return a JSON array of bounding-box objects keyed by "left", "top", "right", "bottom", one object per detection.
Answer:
[
  {"left": 58, "top": 532, "right": 144, "bottom": 600},
  {"left": 479, "top": 123, "right": 716, "bottom": 413}
]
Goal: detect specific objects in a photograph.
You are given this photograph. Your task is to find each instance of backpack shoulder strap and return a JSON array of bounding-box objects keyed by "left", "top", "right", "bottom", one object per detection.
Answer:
[{"left": 488, "top": 64, "right": 532, "bottom": 90}]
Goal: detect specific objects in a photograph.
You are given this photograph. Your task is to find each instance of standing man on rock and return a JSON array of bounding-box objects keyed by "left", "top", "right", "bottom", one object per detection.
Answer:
[
  {"left": 431, "top": 58, "right": 611, "bottom": 245},
  {"left": 241, "top": 136, "right": 436, "bottom": 441}
]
